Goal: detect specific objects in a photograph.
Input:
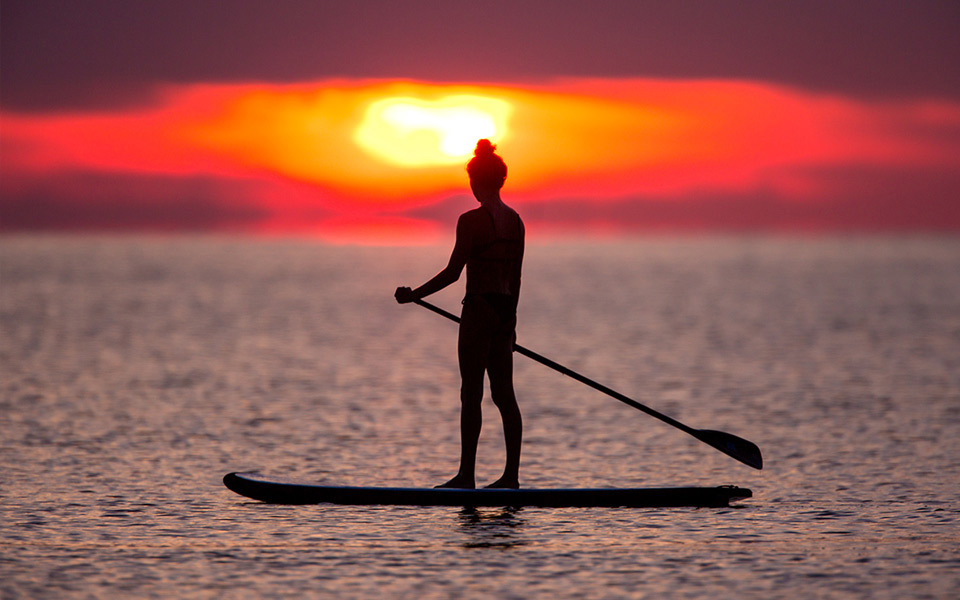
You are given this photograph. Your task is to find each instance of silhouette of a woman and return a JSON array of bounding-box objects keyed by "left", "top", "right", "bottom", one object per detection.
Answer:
[{"left": 395, "top": 139, "right": 524, "bottom": 489}]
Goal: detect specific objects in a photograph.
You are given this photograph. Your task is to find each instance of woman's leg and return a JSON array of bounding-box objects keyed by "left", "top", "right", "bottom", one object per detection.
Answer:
[
  {"left": 436, "top": 299, "right": 491, "bottom": 489},
  {"left": 485, "top": 328, "right": 522, "bottom": 488}
]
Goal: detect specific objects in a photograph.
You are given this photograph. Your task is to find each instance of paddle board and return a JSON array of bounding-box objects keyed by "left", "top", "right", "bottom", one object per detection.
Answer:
[{"left": 223, "top": 473, "right": 751, "bottom": 507}]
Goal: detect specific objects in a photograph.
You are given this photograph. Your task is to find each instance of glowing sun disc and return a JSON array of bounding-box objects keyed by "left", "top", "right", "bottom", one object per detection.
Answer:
[{"left": 354, "top": 95, "right": 511, "bottom": 167}]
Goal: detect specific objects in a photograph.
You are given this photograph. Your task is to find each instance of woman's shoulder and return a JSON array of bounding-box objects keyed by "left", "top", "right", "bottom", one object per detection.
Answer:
[
  {"left": 500, "top": 204, "right": 524, "bottom": 230},
  {"left": 457, "top": 207, "right": 488, "bottom": 225},
  {"left": 462, "top": 206, "right": 487, "bottom": 217}
]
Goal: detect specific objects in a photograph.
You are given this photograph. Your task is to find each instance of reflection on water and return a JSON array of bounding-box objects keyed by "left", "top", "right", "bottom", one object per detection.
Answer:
[
  {"left": 458, "top": 507, "right": 526, "bottom": 549},
  {"left": 2, "top": 236, "right": 959, "bottom": 598}
]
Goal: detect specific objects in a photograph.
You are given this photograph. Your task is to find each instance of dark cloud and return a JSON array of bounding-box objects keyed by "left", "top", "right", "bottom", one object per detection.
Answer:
[
  {"left": 0, "top": 171, "right": 270, "bottom": 231},
  {"left": 3, "top": 0, "right": 959, "bottom": 111},
  {"left": 367, "top": 164, "right": 960, "bottom": 233},
  {"left": 514, "top": 166, "right": 960, "bottom": 233}
]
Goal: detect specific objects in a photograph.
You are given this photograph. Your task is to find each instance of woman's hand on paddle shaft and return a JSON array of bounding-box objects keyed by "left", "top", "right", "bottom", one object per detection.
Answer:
[{"left": 395, "top": 286, "right": 417, "bottom": 304}]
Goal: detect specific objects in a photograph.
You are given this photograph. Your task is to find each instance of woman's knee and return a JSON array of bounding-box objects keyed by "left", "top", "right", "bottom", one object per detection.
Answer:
[
  {"left": 460, "top": 383, "right": 484, "bottom": 407},
  {"left": 487, "top": 363, "right": 514, "bottom": 401},
  {"left": 490, "top": 387, "right": 519, "bottom": 411}
]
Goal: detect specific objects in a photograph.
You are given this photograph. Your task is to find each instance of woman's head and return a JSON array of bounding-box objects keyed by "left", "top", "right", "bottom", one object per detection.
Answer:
[{"left": 466, "top": 139, "right": 507, "bottom": 193}]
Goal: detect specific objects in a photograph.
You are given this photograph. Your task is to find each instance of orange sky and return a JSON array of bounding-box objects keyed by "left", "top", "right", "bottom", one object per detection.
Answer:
[{"left": 3, "top": 78, "right": 960, "bottom": 239}]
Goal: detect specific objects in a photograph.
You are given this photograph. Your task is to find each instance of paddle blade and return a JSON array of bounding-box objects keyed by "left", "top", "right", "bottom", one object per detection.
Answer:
[{"left": 694, "top": 430, "right": 764, "bottom": 470}]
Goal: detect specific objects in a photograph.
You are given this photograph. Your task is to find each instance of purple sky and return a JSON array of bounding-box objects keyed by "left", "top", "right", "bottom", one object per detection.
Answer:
[{"left": 4, "top": 0, "right": 959, "bottom": 111}]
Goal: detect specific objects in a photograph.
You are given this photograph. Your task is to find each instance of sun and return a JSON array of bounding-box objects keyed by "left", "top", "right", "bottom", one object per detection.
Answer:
[{"left": 354, "top": 95, "right": 512, "bottom": 167}]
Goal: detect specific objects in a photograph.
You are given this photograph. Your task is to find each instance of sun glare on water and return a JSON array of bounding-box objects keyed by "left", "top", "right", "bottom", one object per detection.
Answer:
[{"left": 354, "top": 95, "right": 512, "bottom": 167}]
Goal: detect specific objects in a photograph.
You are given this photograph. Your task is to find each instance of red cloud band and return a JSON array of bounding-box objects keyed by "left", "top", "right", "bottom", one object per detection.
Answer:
[{"left": 3, "top": 78, "right": 959, "bottom": 236}]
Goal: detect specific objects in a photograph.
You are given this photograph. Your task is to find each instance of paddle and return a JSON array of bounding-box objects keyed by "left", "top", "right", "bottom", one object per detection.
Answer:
[{"left": 412, "top": 298, "right": 763, "bottom": 470}]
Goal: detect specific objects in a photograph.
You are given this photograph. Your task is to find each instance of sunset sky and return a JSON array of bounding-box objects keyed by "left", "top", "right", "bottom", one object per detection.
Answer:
[{"left": 2, "top": 1, "right": 959, "bottom": 241}]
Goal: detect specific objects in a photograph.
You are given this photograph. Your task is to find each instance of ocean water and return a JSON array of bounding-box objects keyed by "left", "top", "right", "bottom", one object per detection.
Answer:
[{"left": 1, "top": 235, "right": 958, "bottom": 599}]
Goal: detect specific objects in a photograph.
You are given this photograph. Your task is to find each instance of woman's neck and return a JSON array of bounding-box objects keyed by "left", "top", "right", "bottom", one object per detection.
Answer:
[{"left": 477, "top": 192, "right": 502, "bottom": 208}]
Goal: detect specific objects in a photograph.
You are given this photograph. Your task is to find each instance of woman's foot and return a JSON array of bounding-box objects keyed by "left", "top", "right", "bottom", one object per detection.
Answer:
[
  {"left": 435, "top": 474, "right": 475, "bottom": 489},
  {"left": 483, "top": 476, "right": 519, "bottom": 489}
]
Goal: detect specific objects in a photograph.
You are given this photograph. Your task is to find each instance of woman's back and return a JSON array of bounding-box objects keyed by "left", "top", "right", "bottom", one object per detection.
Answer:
[{"left": 466, "top": 202, "right": 524, "bottom": 298}]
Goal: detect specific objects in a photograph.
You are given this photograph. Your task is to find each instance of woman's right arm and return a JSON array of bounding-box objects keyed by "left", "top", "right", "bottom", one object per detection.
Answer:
[{"left": 395, "top": 214, "right": 472, "bottom": 303}]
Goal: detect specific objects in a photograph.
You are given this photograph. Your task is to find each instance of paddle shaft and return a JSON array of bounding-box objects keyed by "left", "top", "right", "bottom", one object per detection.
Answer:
[
  {"left": 412, "top": 298, "right": 762, "bottom": 469},
  {"left": 413, "top": 299, "right": 695, "bottom": 434}
]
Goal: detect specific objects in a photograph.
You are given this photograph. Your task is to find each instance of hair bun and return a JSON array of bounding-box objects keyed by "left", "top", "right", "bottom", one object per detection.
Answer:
[
  {"left": 474, "top": 139, "right": 496, "bottom": 157},
  {"left": 467, "top": 138, "right": 507, "bottom": 187}
]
